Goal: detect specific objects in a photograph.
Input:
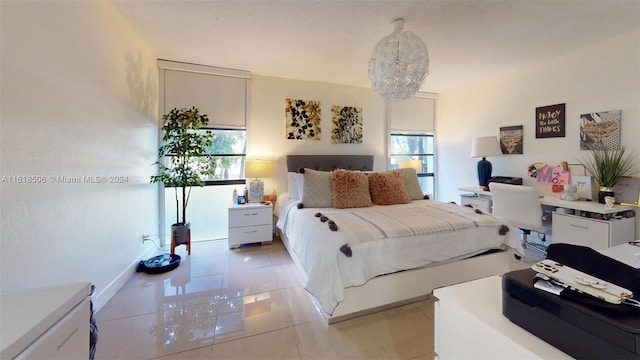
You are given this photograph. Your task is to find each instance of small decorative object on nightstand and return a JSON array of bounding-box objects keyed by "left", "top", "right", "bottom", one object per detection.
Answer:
[
  {"left": 228, "top": 202, "right": 273, "bottom": 249},
  {"left": 245, "top": 159, "right": 274, "bottom": 203}
]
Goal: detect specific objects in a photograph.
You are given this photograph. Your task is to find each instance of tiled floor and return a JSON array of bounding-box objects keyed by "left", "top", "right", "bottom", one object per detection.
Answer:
[{"left": 95, "top": 238, "right": 438, "bottom": 359}]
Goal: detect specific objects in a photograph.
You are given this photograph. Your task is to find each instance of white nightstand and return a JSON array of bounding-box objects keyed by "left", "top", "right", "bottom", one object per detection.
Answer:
[{"left": 228, "top": 202, "right": 273, "bottom": 249}]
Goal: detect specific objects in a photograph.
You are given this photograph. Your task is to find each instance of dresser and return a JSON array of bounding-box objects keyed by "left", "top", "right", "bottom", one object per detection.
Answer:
[
  {"left": 228, "top": 202, "right": 273, "bottom": 249},
  {"left": 1, "top": 282, "right": 92, "bottom": 359}
]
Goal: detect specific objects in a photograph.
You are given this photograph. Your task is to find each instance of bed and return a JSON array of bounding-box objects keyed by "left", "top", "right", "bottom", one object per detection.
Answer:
[{"left": 276, "top": 155, "right": 524, "bottom": 323}]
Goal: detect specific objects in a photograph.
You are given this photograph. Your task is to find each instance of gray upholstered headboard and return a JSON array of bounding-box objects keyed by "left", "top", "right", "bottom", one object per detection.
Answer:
[{"left": 286, "top": 155, "right": 374, "bottom": 172}]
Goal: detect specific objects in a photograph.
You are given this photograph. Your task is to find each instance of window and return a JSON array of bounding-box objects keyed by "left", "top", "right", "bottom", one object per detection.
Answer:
[
  {"left": 159, "top": 60, "right": 251, "bottom": 242},
  {"left": 201, "top": 127, "right": 247, "bottom": 185},
  {"left": 390, "top": 132, "right": 435, "bottom": 197},
  {"left": 387, "top": 94, "right": 437, "bottom": 198}
]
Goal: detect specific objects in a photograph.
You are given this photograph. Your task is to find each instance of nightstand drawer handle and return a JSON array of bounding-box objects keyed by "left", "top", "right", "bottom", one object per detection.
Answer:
[
  {"left": 570, "top": 224, "right": 589, "bottom": 230},
  {"left": 244, "top": 213, "right": 258, "bottom": 216},
  {"left": 243, "top": 230, "right": 258, "bottom": 234}
]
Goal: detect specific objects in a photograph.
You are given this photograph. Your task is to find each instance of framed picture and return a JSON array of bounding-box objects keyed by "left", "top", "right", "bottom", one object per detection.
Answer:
[
  {"left": 571, "top": 175, "right": 595, "bottom": 201},
  {"left": 579, "top": 110, "right": 621, "bottom": 150},
  {"left": 499, "top": 125, "right": 523, "bottom": 154},
  {"left": 285, "top": 98, "right": 321, "bottom": 140},
  {"left": 331, "top": 105, "right": 363, "bottom": 144},
  {"left": 536, "top": 103, "right": 565, "bottom": 138},
  {"left": 613, "top": 176, "right": 640, "bottom": 206}
]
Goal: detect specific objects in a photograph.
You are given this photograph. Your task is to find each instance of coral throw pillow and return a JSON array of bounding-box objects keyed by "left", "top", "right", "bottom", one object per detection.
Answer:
[
  {"left": 368, "top": 171, "right": 412, "bottom": 205},
  {"left": 330, "top": 170, "right": 372, "bottom": 209}
]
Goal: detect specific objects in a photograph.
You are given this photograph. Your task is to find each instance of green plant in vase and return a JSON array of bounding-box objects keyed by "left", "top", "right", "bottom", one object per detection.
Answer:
[
  {"left": 577, "top": 145, "right": 638, "bottom": 204},
  {"left": 151, "top": 106, "right": 217, "bottom": 252}
]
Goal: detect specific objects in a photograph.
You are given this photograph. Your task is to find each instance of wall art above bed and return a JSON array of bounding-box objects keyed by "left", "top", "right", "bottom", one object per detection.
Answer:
[
  {"left": 331, "top": 105, "right": 363, "bottom": 144},
  {"left": 285, "top": 98, "right": 321, "bottom": 140}
]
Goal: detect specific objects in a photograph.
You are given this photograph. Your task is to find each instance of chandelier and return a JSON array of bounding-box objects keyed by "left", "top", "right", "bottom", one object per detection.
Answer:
[{"left": 368, "top": 18, "right": 429, "bottom": 101}]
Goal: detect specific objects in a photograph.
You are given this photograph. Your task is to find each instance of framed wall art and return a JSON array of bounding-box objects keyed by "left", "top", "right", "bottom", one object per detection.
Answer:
[
  {"left": 535, "top": 103, "right": 565, "bottom": 138},
  {"left": 579, "top": 110, "right": 621, "bottom": 150},
  {"left": 499, "top": 125, "right": 523, "bottom": 154},
  {"left": 285, "top": 98, "right": 321, "bottom": 140},
  {"left": 331, "top": 105, "right": 363, "bottom": 144}
]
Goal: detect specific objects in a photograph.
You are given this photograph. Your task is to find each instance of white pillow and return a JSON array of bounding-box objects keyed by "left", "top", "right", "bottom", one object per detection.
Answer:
[
  {"left": 293, "top": 172, "right": 304, "bottom": 200},
  {"left": 287, "top": 172, "right": 300, "bottom": 200}
]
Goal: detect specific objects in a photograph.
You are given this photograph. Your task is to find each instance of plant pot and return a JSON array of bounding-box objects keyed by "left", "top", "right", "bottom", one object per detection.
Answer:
[
  {"left": 171, "top": 222, "right": 191, "bottom": 245},
  {"left": 598, "top": 187, "right": 614, "bottom": 204}
]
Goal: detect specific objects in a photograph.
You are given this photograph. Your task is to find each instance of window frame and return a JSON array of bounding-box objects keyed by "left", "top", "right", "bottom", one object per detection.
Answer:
[
  {"left": 389, "top": 131, "right": 435, "bottom": 196},
  {"left": 163, "top": 126, "right": 247, "bottom": 187}
]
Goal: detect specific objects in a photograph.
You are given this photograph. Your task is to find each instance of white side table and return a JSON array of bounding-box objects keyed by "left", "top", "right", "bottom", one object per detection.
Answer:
[
  {"left": 228, "top": 202, "right": 273, "bottom": 249},
  {"left": 434, "top": 276, "right": 571, "bottom": 359}
]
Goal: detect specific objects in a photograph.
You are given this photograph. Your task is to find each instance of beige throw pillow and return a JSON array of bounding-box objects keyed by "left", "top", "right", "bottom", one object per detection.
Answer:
[
  {"left": 301, "top": 168, "right": 333, "bottom": 208},
  {"left": 395, "top": 168, "right": 424, "bottom": 200}
]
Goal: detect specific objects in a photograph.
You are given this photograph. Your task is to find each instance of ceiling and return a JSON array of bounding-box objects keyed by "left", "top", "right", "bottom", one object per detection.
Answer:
[{"left": 112, "top": 0, "right": 640, "bottom": 94}]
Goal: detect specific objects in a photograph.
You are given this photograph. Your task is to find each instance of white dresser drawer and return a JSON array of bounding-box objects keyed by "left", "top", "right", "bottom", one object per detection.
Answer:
[
  {"left": 552, "top": 213, "right": 610, "bottom": 249},
  {"left": 228, "top": 224, "right": 272, "bottom": 248},
  {"left": 229, "top": 206, "right": 271, "bottom": 228}
]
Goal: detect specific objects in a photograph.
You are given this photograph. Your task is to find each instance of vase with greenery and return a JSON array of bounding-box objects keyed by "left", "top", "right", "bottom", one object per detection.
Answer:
[
  {"left": 151, "top": 106, "right": 217, "bottom": 245},
  {"left": 577, "top": 145, "right": 638, "bottom": 203}
]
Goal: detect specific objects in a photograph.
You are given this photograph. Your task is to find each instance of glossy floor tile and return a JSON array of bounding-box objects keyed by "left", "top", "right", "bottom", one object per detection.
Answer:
[{"left": 97, "top": 237, "right": 525, "bottom": 359}]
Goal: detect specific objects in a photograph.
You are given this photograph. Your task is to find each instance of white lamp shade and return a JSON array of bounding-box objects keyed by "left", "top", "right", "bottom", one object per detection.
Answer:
[
  {"left": 471, "top": 136, "right": 502, "bottom": 158},
  {"left": 245, "top": 160, "right": 273, "bottom": 179},
  {"left": 398, "top": 159, "right": 423, "bottom": 173}
]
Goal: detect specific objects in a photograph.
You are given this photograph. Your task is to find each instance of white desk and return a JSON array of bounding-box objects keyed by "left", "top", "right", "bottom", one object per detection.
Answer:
[
  {"left": 434, "top": 244, "right": 639, "bottom": 359},
  {"left": 459, "top": 186, "right": 636, "bottom": 249},
  {"left": 459, "top": 186, "right": 635, "bottom": 214}
]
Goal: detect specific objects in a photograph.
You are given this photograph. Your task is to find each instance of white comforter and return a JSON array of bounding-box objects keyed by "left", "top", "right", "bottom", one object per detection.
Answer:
[{"left": 277, "top": 198, "right": 523, "bottom": 315}]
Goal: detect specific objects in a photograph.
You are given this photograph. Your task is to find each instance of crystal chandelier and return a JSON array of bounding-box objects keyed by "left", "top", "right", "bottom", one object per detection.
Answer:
[{"left": 368, "top": 18, "right": 429, "bottom": 101}]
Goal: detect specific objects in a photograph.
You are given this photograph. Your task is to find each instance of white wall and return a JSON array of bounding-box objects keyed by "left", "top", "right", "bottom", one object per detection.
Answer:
[
  {"left": 437, "top": 29, "right": 640, "bottom": 232},
  {"left": 249, "top": 75, "right": 388, "bottom": 195},
  {"left": 0, "top": 1, "right": 159, "bottom": 311}
]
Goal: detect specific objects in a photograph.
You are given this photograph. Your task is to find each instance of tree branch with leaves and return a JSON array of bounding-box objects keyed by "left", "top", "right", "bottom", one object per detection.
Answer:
[{"left": 150, "top": 106, "right": 216, "bottom": 225}]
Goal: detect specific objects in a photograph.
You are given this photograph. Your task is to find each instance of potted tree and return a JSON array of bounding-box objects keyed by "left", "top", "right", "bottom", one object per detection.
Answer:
[
  {"left": 151, "top": 106, "right": 216, "bottom": 252},
  {"left": 577, "top": 145, "right": 637, "bottom": 204}
]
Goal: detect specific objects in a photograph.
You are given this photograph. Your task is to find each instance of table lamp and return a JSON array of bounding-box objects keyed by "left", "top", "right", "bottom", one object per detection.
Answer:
[
  {"left": 245, "top": 160, "right": 273, "bottom": 202},
  {"left": 398, "top": 159, "right": 423, "bottom": 174},
  {"left": 471, "top": 136, "right": 502, "bottom": 190}
]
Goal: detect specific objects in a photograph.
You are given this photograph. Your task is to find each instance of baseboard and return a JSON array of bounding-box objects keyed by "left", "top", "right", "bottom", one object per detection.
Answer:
[{"left": 92, "top": 246, "right": 157, "bottom": 312}]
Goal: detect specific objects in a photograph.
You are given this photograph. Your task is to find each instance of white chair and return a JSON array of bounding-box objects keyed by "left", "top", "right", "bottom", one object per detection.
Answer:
[{"left": 489, "top": 182, "right": 551, "bottom": 256}]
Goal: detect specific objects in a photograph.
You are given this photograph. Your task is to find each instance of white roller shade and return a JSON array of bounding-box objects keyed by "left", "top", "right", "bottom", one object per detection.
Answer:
[
  {"left": 389, "top": 96, "right": 435, "bottom": 132},
  {"left": 161, "top": 63, "right": 249, "bottom": 128}
]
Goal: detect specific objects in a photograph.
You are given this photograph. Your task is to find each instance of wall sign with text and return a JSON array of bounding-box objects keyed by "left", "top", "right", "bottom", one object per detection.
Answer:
[{"left": 536, "top": 103, "right": 565, "bottom": 138}]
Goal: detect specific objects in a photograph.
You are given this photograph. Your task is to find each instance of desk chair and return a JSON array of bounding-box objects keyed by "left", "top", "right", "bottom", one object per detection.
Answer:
[{"left": 489, "top": 182, "right": 551, "bottom": 256}]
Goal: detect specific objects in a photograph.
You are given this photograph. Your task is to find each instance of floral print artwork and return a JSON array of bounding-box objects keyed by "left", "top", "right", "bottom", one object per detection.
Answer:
[
  {"left": 285, "top": 99, "right": 321, "bottom": 140},
  {"left": 331, "top": 106, "right": 363, "bottom": 144}
]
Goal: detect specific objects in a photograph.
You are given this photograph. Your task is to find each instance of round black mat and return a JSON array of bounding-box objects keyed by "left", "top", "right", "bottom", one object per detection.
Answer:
[{"left": 137, "top": 253, "right": 181, "bottom": 274}]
